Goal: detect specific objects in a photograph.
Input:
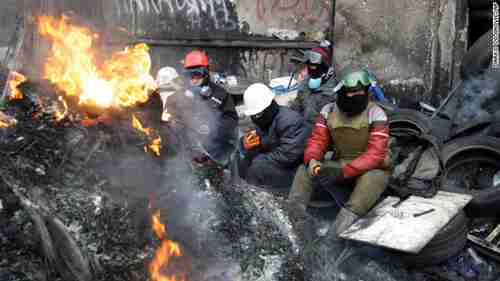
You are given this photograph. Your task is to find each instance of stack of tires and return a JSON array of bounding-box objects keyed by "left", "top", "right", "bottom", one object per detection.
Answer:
[{"left": 387, "top": 114, "right": 500, "bottom": 268}]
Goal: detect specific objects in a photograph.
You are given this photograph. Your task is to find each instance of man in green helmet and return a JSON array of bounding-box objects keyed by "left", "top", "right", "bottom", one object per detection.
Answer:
[{"left": 287, "top": 68, "right": 392, "bottom": 238}]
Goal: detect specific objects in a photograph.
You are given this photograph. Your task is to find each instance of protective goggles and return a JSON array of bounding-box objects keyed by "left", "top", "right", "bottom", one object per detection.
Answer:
[
  {"left": 184, "top": 67, "right": 208, "bottom": 79},
  {"left": 303, "top": 50, "right": 323, "bottom": 65},
  {"left": 334, "top": 72, "right": 372, "bottom": 93}
]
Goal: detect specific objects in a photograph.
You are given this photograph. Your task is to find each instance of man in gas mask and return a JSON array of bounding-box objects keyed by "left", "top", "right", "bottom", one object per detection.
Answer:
[
  {"left": 291, "top": 40, "right": 337, "bottom": 131},
  {"left": 182, "top": 50, "right": 238, "bottom": 167},
  {"left": 237, "top": 83, "right": 308, "bottom": 190},
  {"left": 287, "top": 68, "right": 391, "bottom": 237}
]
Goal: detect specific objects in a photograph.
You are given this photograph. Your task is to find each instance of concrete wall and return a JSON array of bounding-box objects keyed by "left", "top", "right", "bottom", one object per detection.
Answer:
[
  {"left": 0, "top": 0, "right": 21, "bottom": 65},
  {"left": 334, "top": 0, "right": 468, "bottom": 103},
  {"left": 15, "top": 0, "right": 468, "bottom": 102}
]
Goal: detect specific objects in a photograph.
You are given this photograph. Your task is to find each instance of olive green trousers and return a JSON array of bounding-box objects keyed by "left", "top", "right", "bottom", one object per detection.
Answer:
[{"left": 288, "top": 161, "right": 389, "bottom": 215}]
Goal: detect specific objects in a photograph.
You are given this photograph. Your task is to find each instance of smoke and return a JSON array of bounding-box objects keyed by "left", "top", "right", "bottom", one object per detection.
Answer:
[{"left": 452, "top": 70, "right": 500, "bottom": 125}]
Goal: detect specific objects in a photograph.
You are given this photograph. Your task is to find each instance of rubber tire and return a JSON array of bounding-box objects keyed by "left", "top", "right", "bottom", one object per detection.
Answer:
[
  {"left": 399, "top": 210, "right": 468, "bottom": 268},
  {"left": 388, "top": 109, "right": 432, "bottom": 135},
  {"left": 447, "top": 114, "right": 492, "bottom": 141},
  {"left": 441, "top": 135, "right": 500, "bottom": 167},
  {"left": 469, "top": 0, "right": 497, "bottom": 10},
  {"left": 440, "top": 135, "right": 500, "bottom": 193},
  {"left": 461, "top": 29, "right": 492, "bottom": 79},
  {"left": 465, "top": 184, "right": 500, "bottom": 217}
]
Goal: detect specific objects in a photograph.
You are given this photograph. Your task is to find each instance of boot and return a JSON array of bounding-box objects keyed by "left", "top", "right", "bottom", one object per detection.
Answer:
[{"left": 333, "top": 207, "right": 359, "bottom": 237}]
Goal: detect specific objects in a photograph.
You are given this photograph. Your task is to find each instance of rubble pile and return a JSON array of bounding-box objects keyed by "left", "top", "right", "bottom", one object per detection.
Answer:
[
  {"left": 0, "top": 80, "right": 157, "bottom": 281},
  {"left": 0, "top": 75, "right": 306, "bottom": 281}
]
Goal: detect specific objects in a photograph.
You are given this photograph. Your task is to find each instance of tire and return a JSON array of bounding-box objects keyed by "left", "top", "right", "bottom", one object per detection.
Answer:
[
  {"left": 389, "top": 109, "right": 451, "bottom": 144},
  {"left": 447, "top": 114, "right": 492, "bottom": 141},
  {"left": 461, "top": 29, "right": 492, "bottom": 79},
  {"left": 399, "top": 210, "right": 469, "bottom": 268},
  {"left": 388, "top": 109, "right": 432, "bottom": 135},
  {"left": 440, "top": 135, "right": 500, "bottom": 194},
  {"left": 464, "top": 184, "right": 500, "bottom": 217}
]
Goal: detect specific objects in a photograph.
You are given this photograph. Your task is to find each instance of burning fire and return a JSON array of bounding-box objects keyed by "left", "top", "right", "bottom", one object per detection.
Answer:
[
  {"left": 8, "top": 72, "right": 27, "bottom": 100},
  {"left": 132, "top": 114, "right": 153, "bottom": 135},
  {"left": 150, "top": 210, "right": 186, "bottom": 281},
  {"left": 38, "top": 15, "right": 156, "bottom": 108},
  {"left": 148, "top": 137, "right": 162, "bottom": 156},
  {"left": 132, "top": 114, "right": 162, "bottom": 156}
]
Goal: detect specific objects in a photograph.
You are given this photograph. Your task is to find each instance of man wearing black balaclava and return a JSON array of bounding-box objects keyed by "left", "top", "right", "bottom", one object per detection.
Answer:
[
  {"left": 287, "top": 68, "right": 391, "bottom": 240},
  {"left": 237, "top": 83, "right": 308, "bottom": 190}
]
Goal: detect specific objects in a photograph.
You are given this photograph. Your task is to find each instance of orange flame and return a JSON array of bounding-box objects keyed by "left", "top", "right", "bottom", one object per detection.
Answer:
[
  {"left": 132, "top": 114, "right": 153, "bottom": 135},
  {"left": 148, "top": 137, "right": 162, "bottom": 156},
  {"left": 38, "top": 15, "right": 156, "bottom": 108},
  {"left": 54, "top": 96, "right": 68, "bottom": 122},
  {"left": 150, "top": 210, "right": 186, "bottom": 281},
  {"left": 8, "top": 72, "right": 27, "bottom": 100},
  {"left": 132, "top": 114, "right": 162, "bottom": 156}
]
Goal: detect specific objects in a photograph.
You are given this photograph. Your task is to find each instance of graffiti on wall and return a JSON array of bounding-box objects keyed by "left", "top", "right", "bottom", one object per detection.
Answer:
[
  {"left": 255, "top": 0, "right": 331, "bottom": 30},
  {"left": 114, "top": 0, "right": 239, "bottom": 32}
]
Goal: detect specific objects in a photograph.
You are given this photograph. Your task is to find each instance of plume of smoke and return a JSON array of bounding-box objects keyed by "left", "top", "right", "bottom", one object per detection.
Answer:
[{"left": 453, "top": 70, "right": 500, "bottom": 125}]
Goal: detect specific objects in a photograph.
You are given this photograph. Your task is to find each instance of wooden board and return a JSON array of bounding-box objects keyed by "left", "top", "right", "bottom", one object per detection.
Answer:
[{"left": 340, "top": 191, "right": 472, "bottom": 254}]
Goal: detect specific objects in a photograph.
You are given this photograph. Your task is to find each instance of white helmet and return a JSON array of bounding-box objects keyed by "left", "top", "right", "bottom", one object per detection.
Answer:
[
  {"left": 243, "top": 83, "right": 275, "bottom": 116},
  {"left": 156, "top": 66, "right": 179, "bottom": 87}
]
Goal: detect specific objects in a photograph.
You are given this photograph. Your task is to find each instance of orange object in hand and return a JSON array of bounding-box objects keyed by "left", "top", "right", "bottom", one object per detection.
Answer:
[
  {"left": 312, "top": 165, "right": 321, "bottom": 176},
  {"left": 243, "top": 130, "right": 261, "bottom": 150}
]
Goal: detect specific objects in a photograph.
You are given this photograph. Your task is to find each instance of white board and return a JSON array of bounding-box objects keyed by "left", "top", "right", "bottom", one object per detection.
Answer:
[{"left": 340, "top": 191, "right": 472, "bottom": 254}]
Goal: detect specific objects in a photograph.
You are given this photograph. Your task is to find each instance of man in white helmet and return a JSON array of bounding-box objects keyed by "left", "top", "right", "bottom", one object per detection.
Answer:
[
  {"left": 238, "top": 83, "right": 308, "bottom": 190},
  {"left": 155, "top": 66, "right": 185, "bottom": 122}
]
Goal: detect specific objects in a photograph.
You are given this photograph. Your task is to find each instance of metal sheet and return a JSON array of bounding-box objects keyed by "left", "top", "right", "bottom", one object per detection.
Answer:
[{"left": 340, "top": 191, "right": 472, "bottom": 254}]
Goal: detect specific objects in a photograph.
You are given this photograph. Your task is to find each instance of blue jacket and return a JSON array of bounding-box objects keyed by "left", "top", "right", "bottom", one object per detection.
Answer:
[{"left": 251, "top": 106, "right": 308, "bottom": 168}]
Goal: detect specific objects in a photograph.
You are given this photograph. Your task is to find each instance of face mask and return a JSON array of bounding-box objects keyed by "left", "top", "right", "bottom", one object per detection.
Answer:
[
  {"left": 337, "top": 91, "right": 369, "bottom": 117},
  {"left": 308, "top": 77, "right": 322, "bottom": 90},
  {"left": 251, "top": 101, "right": 279, "bottom": 131}
]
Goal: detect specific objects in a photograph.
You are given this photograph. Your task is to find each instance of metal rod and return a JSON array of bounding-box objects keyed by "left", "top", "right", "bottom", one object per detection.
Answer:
[
  {"left": 430, "top": 80, "right": 463, "bottom": 120},
  {"left": 329, "top": 0, "right": 336, "bottom": 67}
]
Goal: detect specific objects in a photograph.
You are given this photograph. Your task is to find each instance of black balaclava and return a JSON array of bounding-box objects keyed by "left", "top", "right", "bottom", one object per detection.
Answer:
[
  {"left": 336, "top": 85, "right": 369, "bottom": 117},
  {"left": 251, "top": 100, "right": 279, "bottom": 131}
]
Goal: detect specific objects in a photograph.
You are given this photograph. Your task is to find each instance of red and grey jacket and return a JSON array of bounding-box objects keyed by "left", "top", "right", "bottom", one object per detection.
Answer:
[{"left": 303, "top": 104, "right": 390, "bottom": 178}]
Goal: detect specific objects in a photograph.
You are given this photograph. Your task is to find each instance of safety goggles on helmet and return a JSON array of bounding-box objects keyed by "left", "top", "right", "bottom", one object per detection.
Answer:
[
  {"left": 304, "top": 50, "right": 323, "bottom": 65},
  {"left": 337, "top": 70, "right": 371, "bottom": 92},
  {"left": 184, "top": 67, "right": 208, "bottom": 79}
]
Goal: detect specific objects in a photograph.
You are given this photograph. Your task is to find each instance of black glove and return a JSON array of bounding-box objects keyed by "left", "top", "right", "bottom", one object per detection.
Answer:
[{"left": 313, "top": 165, "right": 345, "bottom": 189}]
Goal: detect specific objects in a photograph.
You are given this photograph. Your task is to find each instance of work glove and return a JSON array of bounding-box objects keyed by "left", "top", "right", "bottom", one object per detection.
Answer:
[
  {"left": 242, "top": 129, "right": 262, "bottom": 151},
  {"left": 307, "top": 159, "right": 323, "bottom": 177},
  {"left": 318, "top": 164, "right": 345, "bottom": 185}
]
